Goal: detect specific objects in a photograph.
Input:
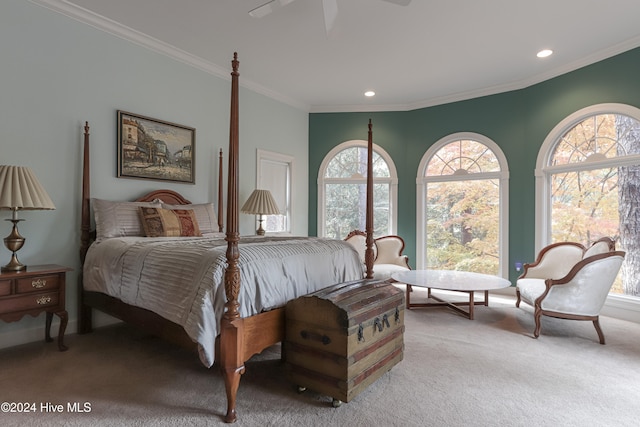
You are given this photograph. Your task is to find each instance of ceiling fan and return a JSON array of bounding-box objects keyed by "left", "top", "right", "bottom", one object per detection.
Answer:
[{"left": 249, "top": 0, "right": 411, "bottom": 35}]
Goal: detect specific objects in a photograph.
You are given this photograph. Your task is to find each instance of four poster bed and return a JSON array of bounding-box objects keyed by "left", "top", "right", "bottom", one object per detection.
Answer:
[{"left": 78, "top": 53, "right": 377, "bottom": 423}]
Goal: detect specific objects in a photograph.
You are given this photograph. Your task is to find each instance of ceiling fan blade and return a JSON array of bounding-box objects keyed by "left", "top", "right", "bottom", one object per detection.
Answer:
[
  {"left": 322, "top": 0, "right": 338, "bottom": 35},
  {"left": 381, "top": 0, "right": 412, "bottom": 5},
  {"left": 249, "top": 0, "right": 297, "bottom": 19},
  {"left": 249, "top": 1, "right": 276, "bottom": 18}
]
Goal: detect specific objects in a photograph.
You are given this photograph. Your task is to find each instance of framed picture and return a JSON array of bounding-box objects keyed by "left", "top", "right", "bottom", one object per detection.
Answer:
[{"left": 117, "top": 110, "right": 196, "bottom": 183}]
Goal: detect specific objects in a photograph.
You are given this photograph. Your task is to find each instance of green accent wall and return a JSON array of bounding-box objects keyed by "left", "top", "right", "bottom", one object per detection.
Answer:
[{"left": 310, "top": 47, "right": 640, "bottom": 283}]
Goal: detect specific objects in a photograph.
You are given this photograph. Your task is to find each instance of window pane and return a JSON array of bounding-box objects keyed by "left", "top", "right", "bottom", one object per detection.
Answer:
[
  {"left": 550, "top": 169, "right": 618, "bottom": 242},
  {"left": 426, "top": 139, "right": 500, "bottom": 176},
  {"left": 325, "top": 147, "right": 390, "bottom": 178},
  {"left": 550, "top": 168, "right": 625, "bottom": 293},
  {"left": 265, "top": 215, "right": 286, "bottom": 232},
  {"left": 258, "top": 150, "right": 292, "bottom": 233},
  {"left": 425, "top": 179, "right": 499, "bottom": 274},
  {"left": 552, "top": 114, "right": 640, "bottom": 165},
  {"left": 325, "top": 182, "right": 390, "bottom": 239}
]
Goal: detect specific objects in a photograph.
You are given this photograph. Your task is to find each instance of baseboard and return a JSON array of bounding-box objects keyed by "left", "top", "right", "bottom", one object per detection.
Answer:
[
  {"left": 0, "top": 312, "right": 121, "bottom": 350},
  {"left": 490, "top": 286, "right": 517, "bottom": 297},
  {"left": 601, "top": 294, "right": 640, "bottom": 324},
  {"left": 491, "top": 287, "right": 640, "bottom": 324},
  {"left": 449, "top": 286, "right": 640, "bottom": 324}
]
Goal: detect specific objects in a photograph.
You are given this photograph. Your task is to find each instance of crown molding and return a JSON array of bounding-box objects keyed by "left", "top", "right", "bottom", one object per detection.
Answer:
[
  {"left": 29, "top": 0, "right": 310, "bottom": 112},
  {"left": 311, "top": 36, "right": 640, "bottom": 113},
  {"left": 29, "top": 0, "right": 640, "bottom": 114}
]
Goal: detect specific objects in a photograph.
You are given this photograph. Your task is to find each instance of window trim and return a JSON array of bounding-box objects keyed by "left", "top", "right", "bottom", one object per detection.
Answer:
[
  {"left": 317, "top": 139, "right": 399, "bottom": 237},
  {"left": 256, "top": 149, "right": 294, "bottom": 233},
  {"left": 416, "top": 132, "right": 510, "bottom": 277}
]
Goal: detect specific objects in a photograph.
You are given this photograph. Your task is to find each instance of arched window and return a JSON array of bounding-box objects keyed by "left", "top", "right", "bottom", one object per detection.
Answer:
[
  {"left": 536, "top": 103, "right": 640, "bottom": 297},
  {"left": 417, "top": 133, "right": 509, "bottom": 277},
  {"left": 318, "top": 140, "right": 398, "bottom": 239}
]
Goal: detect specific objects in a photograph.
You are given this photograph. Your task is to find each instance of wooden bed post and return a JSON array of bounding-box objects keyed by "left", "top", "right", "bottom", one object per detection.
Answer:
[
  {"left": 78, "top": 121, "right": 93, "bottom": 334},
  {"left": 221, "top": 52, "right": 244, "bottom": 424},
  {"left": 364, "top": 119, "right": 375, "bottom": 279},
  {"left": 218, "top": 148, "right": 224, "bottom": 232},
  {"left": 80, "top": 121, "right": 91, "bottom": 264}
]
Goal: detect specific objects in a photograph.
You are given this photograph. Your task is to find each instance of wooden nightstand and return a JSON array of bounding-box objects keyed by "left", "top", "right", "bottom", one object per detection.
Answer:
[{"left": 0, "top": 264, "right": 72, "bottom": 351}]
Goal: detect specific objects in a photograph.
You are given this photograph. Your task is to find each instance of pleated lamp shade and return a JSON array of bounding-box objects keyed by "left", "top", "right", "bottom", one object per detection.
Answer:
[
  {"left": 0, "top": 165, "right": 55, "bottom": 271},
  {"left": 241, "top": 189, "right": 280, "bottom": 236},
  {"left": 241, "top": 189, "right": 280, "bottom": 215},
  {"left": 0, "top": 165, "right": 56, "bottom": 211}
]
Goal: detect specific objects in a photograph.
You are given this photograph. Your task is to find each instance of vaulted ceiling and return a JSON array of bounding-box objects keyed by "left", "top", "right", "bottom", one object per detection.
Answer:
[{"left": 44, "top": 0, "right": 640, "bottom": 112}]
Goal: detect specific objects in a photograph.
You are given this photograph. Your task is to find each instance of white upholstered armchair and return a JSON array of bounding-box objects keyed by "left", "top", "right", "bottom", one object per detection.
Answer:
[
  {"left": 344, "top": 230, "right": 411, "bottom": 281},
  {"left": 516, "top": 237, "right": 625, "bottom": 344}
]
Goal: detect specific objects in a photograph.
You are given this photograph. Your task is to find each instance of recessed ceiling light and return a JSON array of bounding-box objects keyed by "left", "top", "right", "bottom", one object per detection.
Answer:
[
  {"left": 364, "top": 91, "right": 375, "bottom": 97},
  {"left": 537, "top": 49, "right": 553, "bottom": 58}
]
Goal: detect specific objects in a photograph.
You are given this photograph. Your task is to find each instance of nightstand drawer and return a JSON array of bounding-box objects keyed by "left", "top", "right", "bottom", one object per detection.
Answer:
[
  {"left": 0, "top": 280, "right": 10, "bottom": 296},
  {"left": 16, "top": 275, "right": 60, "bottom": 294},
  {"left": 0, "top": 292, "right": 60, "bottom": 313}
]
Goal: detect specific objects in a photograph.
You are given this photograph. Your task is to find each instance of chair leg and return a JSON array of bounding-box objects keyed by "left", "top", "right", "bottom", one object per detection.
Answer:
[
  {"left": 533, "top": 308, "right": 542, "bottom": 339},
  {"left": 593, "top": 317, "right": 606, "bottom": 345},
  {"left": 515, "top": 288, "right": 521, "bottom": 308}
]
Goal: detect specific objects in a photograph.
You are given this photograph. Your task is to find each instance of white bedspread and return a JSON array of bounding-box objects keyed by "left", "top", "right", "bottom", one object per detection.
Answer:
[{"left": 83, "top": 235, "right": 364, "bottom": 367}]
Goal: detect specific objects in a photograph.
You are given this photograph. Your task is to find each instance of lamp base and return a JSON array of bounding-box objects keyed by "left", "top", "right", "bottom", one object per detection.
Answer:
[
  {"left": 1, "top": 253, "right": 26, "bottom": 272},
  {"left": 3, "top": 219, "right": 26, "bottom": 272},
  {"left": 256, "top": 219, "right": 266, "bottom": 236}
]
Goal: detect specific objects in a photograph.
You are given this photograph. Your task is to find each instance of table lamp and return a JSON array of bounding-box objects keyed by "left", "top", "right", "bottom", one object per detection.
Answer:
[
  {"left": 0, "top": 165, "right": 56, "bottom": 272},
  {"left": 241, "top": 189, "right": 281, "bottom": 235}
]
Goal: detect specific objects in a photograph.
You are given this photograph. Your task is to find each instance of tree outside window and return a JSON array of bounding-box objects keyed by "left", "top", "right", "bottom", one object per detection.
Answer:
[
  {"left": 318, "top": 141, "right": 397, "bottom": 239},
  {"left": 546, "top": 111, "right": 640, "bottom": 296},
  {"left": 421, "top": 138, "right": 506, "bottom": 275}
]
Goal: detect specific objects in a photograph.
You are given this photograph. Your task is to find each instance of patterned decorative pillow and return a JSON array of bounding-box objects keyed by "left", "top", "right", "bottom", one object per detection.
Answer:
[
  {"left": 160, "top": 202, "right": 218, "bottom": 234},
  {"left": 139, "top": 207, "right": 202, "bottom": 237}
]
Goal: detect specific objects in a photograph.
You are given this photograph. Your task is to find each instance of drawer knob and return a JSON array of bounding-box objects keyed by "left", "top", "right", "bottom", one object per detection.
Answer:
[
  {"left": 36, "top": 296, "right": 52, "bottom": 305},
  {"left": 32, "top": 279, "right": 47, "bottom": 289}
]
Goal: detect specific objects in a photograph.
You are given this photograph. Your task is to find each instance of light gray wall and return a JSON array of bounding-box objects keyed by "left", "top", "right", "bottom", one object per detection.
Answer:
[{"left": 0, "top": 0, "right": 308, "bottom": 347}]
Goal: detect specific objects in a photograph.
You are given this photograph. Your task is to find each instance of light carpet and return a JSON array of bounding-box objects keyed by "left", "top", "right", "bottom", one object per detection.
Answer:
[{"left": 2, "top": 289, "right": 640, "bottom": 426}]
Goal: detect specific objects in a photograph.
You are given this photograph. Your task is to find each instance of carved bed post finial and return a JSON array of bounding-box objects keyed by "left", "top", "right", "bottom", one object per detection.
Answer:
[
  {"left": 232, "top": 51, "right": 239, "bottom": 74},
  {"left": 365, "top": 119, "right": 375, "bottom": 279}
]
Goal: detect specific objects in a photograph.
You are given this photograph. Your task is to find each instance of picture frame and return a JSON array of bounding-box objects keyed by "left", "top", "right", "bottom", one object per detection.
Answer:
[{"left": 117, "top": 110, "right": 196, "bottom": 183}]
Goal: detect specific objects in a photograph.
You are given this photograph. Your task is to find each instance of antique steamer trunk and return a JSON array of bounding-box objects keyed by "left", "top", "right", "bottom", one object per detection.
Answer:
[{"left": 285, "top": 279, "right": 405, "bottom": 405}]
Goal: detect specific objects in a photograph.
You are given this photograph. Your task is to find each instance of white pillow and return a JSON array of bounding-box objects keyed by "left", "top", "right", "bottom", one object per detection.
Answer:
[
  {"left": 92, "top": 198, "right": 161, "bottom": 239},
  {"left": 161, "top": 202, "right": 219, "bottom": 235},
  {"left": 583, "top": 240, "right": 612, "bottom": 259}
]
